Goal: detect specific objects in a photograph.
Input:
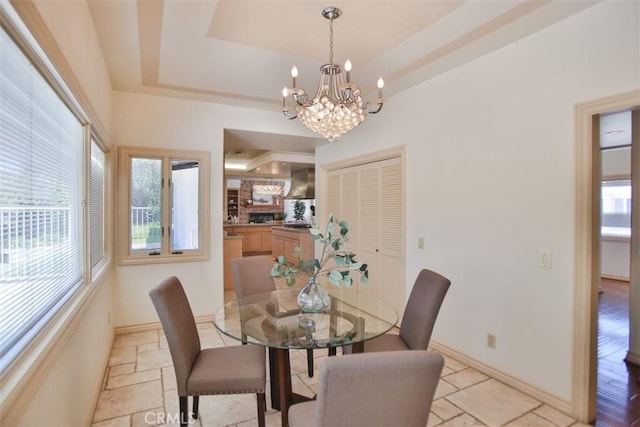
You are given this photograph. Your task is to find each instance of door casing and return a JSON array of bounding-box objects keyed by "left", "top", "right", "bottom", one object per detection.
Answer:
[{"left": 573, "top": 90, "right": 640, "bottom": 422}]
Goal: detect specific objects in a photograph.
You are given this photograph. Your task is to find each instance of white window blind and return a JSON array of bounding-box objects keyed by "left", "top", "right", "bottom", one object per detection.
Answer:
[
  {"left": 90, "top": 139, "right": 105, "bottom": 268},
  {"left": 0, "top": 25, "right": 84, "bottom": 370}
]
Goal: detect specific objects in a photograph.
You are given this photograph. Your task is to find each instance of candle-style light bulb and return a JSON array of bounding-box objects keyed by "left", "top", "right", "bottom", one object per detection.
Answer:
[
  {"left": 344, "top": 59, "right": 352, "bottom": 82},
  {"left": 291, "top": 65, "right": 298, "bottom": 88},
  {"left": 282, "top": 86, "right": 288, "bottom": 108},
  {"left": 377, "top": 77, "right": 384, "bottom": 98}
]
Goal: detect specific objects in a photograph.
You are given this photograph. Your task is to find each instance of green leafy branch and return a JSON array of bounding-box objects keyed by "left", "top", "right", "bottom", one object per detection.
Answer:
[{"left": 270, "top": 214, "right": 369, "bottom": 288}]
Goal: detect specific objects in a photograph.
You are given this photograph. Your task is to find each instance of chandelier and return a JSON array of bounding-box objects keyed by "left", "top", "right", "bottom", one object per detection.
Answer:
[{"left": 282, "top": 6, "right": 384, "bottom": 142}]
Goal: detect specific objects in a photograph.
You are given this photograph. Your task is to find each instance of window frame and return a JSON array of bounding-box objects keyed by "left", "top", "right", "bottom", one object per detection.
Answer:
[
  {"left": 0, "top": 0, "right": 112, "bottom": 396},
  {"left": 88, "top": 134, "right": 109, "bottom": 277},
  {"left": 117, "top": 146, "right": 210, "bottom": 265}
]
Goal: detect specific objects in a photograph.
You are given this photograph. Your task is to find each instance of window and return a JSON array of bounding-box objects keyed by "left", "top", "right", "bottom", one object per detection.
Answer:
[
  {"left": 601, "top": 179, "right": 631, "bottom": 238},
  {"left": 90, "top": 139, "right": 106, "bottom": 270},
  {"left": 0, "top": 23, "right": 85, "bottom": 371},
  {"left": 118, "top": 147, "right": 210, "bottom": 265}
]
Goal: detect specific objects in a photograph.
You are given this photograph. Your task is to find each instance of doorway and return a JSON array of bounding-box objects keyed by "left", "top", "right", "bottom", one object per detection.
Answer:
[
  {"left": 573, "top": 91, "right": 640, "bottom": 423},
  {"left": 597, "top": 112, "right": 636, "bottom": 424}
]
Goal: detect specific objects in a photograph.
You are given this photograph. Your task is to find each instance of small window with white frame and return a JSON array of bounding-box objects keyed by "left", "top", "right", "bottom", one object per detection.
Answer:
[{"left": 118, "top": 146, "right": 210, "bottom": 265}]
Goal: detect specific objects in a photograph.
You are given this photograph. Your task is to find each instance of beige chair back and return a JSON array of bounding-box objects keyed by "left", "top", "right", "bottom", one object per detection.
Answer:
[
  {"left": 309, "top": 351, "right": 444, "bottom": 426},
  {"left": 148, "top": 276, "right": 201, "bottom": 396},
  {"left": 399, "top": 269, "right": 451, "bottom": 350},
  {"left": 230, "top": 255, "right": 276, "bottom": 300}
]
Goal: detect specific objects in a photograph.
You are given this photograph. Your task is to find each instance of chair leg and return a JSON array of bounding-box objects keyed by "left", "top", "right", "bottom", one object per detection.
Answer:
[
  {"left": 192, "top": 395, "right": 199, "bottom": 419},
  {"left": 256, "top": 392, "right": 266, "bottom": 427},
  {"left": 307, "top": 348, "right": 314, "bottom": 377},
  {"left": 179, "top": 396, "right": 188, "bottom": 427}
]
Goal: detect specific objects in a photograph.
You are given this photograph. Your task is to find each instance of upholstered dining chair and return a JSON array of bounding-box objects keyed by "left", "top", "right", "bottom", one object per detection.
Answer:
[
  {"left": 288, "top": 350, "right": 444, "bottom": 427},
  {"left": 344, "top": 268, "right": 451, "bottom": 354},
  {"left": 149, "top": 276, "right": 266, "bottom": 427},
  {"left": 230, "top": 255, "right": 316, "bottom": 376}
]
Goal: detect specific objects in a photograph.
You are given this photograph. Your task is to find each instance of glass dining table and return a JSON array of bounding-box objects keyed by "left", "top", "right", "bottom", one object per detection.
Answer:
[{"left": 213, "top": 287, "right": 398, "bottom": 427}]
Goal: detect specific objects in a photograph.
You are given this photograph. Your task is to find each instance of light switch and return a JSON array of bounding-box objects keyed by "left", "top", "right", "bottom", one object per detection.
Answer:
[
  {"left": 418, "top": 237, "right": 424, "bottom": 249},
  {"left": 539, "top": 249, "right": 552, "bottom": 268}
]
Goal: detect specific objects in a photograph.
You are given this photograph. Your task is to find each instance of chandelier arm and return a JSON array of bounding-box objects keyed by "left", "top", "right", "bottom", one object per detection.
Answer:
[
  {"left": 292, "top": 92, "right": 310, "bottom": 106},
  {"left": 367, "top": 101, "right": 384, "bottom": 114},
  {"left": 282, "top": 109, "right": 298, "bottom": 119}
]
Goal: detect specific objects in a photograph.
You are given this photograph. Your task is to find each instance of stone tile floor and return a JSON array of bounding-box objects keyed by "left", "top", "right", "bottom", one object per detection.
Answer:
[{"left": 91, "top": 324, "right": 591, "bottom": 427}]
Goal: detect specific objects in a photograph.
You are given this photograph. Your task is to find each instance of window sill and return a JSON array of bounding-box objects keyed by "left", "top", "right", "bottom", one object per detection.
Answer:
[{"left": 118, "top": 252, "right": 209, "bottom": 266}]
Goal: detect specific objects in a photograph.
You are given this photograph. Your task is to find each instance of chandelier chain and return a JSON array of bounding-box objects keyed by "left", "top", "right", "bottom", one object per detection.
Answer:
[{"left": 329, "top": 16, "right": 334, "bottom": 64}]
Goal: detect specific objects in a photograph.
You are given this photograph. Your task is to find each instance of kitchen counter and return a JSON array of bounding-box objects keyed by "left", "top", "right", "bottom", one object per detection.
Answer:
[
  {"left": 270, "top": 225, "right": 313, "bottom": 233},
  {"left": 223, "top": 223, "right": 277, "bottom": 227}
]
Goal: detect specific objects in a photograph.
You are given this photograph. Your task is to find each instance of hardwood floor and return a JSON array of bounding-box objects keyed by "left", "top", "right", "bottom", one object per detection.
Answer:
[{"left": 597, "top": 279, "right": 639, "bottom": 426}]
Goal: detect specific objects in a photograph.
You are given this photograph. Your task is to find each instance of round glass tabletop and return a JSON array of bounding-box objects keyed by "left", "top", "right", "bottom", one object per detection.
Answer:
[{"left": 214, "top": 287, "right": 398, "bottom": 350}]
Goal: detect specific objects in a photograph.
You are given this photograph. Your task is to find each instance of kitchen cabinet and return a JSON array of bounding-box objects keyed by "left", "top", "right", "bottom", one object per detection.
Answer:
[
  {"left": 225, "top": 225, "right": 272, "bottom": 255},
  {"left": 223, "top": 235, "right": 243, "bottom": 290},
  {"left": 262, "top": 230, "right": 272, "bottom": 252},
  {"left": 271, "top": 227, "right": 314, "bottom": 263}
]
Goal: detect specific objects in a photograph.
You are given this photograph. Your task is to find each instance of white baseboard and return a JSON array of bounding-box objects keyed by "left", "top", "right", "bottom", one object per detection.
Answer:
[
  {"left": 429, "top": 341, "right": 574, "bottom": 417},
  {"left": 601, "top": 274, "right": 630, "bottom": 282},
  {"left": 114, "top": 315, "right": 215, "bottom": 335}
]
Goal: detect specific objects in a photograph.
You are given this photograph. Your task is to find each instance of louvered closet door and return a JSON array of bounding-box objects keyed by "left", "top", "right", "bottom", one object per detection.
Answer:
[
  {"left": 326, "top": 156, "right": 404, "bottom": 317},
  {"left": 376, "top": 159, "right": 403, "bottom": 314}
]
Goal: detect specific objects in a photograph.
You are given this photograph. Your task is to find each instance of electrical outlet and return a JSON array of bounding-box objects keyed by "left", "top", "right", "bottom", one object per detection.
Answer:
[
  {"left": 418, "top": 237, "right": 424, "bottom": 249},
  {"left": 487, "top": 333, "right": 496, "bottom": 349}
]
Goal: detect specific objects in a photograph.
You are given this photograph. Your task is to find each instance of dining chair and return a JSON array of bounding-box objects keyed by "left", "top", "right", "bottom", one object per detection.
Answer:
[
  {"left": 344, "top": 268, "right": 451, "bottom": 354},
  {"left": 288, "top": 350, "right": 444, "bottom": 427},
  {"left": 230, "top": 255, "right": 317, "bottom": 377},
  {"left": 149, "top": 276, "right": 266, "bottom": 427}
]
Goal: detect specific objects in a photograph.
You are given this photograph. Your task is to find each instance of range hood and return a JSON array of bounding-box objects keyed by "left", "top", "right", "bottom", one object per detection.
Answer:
[{"left": 285, "top": 168, "right": 315, "bottom": 199}]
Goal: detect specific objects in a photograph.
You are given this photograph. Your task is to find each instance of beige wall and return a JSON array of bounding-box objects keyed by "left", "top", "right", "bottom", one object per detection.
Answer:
[
  {"left": 27, "top": 0, "right": 112, "bottom": 136},
  {"left": 315, "top": 0, "right": 638, "bottom": 406},
  {"left": 602, "top": 146, "right": 631, "bottom": 177}
]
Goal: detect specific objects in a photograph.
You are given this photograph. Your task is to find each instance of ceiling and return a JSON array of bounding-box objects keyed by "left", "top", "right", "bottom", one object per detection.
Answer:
[{"left": 87, "top": 0, "right": 598, "bottom": 176}]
